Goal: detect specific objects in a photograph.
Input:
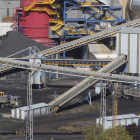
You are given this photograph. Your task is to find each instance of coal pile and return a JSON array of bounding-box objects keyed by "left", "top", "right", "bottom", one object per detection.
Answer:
[{"left": 0, "top": 31, "right": 48, "bottom": 58}]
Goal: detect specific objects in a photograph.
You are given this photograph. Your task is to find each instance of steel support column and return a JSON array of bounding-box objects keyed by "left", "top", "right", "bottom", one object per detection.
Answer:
[
  {"left": 26, "top": 70, "right": 33, "bottom": 140},
  {"left": 100, "top": 81, "right": 106, "bottom": 129}
]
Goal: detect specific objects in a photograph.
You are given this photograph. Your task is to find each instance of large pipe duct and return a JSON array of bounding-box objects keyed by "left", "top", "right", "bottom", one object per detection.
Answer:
[{"left": 126, "top": 0, "right": 140, "bottom": 20}]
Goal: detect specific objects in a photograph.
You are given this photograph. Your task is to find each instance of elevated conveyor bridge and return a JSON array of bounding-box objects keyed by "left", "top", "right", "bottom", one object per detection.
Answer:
[
  {"left": 48, "top": 55, "right": 128, "bottom": 112},
  {"left": 0, "top": 59, "right": 111, "bottom": 76},
  {"left": 0, "top": 18, "right": 140, "bottom": 75},
  {"left": 35, "top": 18, "right": 140, "bottom": 57},
  {"left": 0, "top": 55, "right": 140, "bottom": 113}
]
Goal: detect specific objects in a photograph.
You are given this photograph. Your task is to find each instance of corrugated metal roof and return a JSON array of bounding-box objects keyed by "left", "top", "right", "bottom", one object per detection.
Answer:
[
  {"left": 102, "top": 114, "right": 138, "bottom": 121},
  {"left": 16, "top": 103, "right": 49, "bottom": 111},
  {"left": 118, "top": 28, "right": 140, "bottom": 34}
]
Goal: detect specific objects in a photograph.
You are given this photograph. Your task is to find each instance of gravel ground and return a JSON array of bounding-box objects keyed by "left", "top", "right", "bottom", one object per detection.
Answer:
[{"left": 0, "top": 74, "right": 140, "bottom": 140}]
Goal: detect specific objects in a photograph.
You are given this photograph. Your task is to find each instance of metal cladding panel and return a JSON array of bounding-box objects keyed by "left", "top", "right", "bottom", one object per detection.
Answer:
[
  {"left": 20, "top": 11, "right": 49, "bottom": 39},
  {"left": 130, "top": 34, "right": 137, "bottom": 73},
  {"left": 120, "top": 119, "right": 125, "bottom": 125},
  {"left": 134, "top": 118, "right": 138, "bottom": 125},
  {"left": 29, "top": 58, "right": 41, "bottom": 84},
  {"left": 127, "top": 118, "right": 132, "bottom": 125},
  {"left": 11, "top": 109, "right": 15, "bottom": 118},
  {"left": 35, "top": 59, "right": 41, "bottom": 84},
  {"left": 121, "top": 34, "right": 128, "bottom": 56},
  {"left": 67, "top": 9, "right": 84, "bottom": 19},
  {"left": 116, "top": 33, "right": 119, "bottom": 57},
  {"left": 106, "top": 120, "right": 112, "bottom": 129},
  {"left": 0, "top": 11, "right": 2, "bottom": 22},
  {"left": 41, "top": 107, "right": 46, "bottom": 115},
  {"left": 16, "top": 108, "right": 19, "bottom": 119},
  {"left": 21, "top": 110, "right": 24, "bottom": 120},
  {"left": 34, "top": 108, "right": 40, "bottom": 117},
  {"left": 0, "top": 23, "right": 13, "bottom": 36},
  {"left": 139, "top": 35, "right": 140, "bottom": 74}
]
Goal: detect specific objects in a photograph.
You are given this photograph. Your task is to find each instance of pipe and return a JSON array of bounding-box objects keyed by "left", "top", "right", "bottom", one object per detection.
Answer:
[{"left": 126, "top": 0, "right": 140, "bottom": 20}]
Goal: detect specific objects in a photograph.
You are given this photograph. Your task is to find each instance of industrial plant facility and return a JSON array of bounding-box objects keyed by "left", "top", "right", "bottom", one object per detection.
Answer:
[{"left": 1, "top": 0, "right": 140, "bottom": 140}]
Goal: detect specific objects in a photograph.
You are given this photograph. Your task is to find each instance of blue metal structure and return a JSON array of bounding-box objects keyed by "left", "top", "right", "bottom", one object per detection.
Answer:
[{"left": 62, "top": 0, "right": 125, "bottom": 41}]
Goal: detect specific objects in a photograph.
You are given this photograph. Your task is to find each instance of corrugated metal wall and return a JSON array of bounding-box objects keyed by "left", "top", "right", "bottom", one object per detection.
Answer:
[
  {"left": 116, "top": 30, "right": 140, "bottom": 74},
  {"left": 67, "top": 9, "right": 84, "bottom": 19},
  {"left": 0, "top": 0, "right": 20, "bottom": 22}
]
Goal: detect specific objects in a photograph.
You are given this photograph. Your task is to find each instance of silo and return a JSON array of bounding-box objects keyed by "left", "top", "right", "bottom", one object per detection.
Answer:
[
  {"left": 126, "top": 0, "right": 140, "bottom": 20},
  {"left": 16, "top": 0, "right": 55, "bottom": 46}
]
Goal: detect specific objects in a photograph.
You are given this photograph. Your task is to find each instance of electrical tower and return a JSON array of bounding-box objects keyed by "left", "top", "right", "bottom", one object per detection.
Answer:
[
  {"left": 26, "top": 70, "right": 33, "bottom": 140},
  {"left": 100, "top": 81, "right": 106, "bottom": 129},
  {"left": 112, "top": 83, "right": 118, "bottom": 128}
]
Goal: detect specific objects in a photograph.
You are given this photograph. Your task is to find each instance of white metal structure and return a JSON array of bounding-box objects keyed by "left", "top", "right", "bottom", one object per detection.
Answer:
[
  {"left": 11, "top": 103, "right": 49, "bottom": 120},
  {"left": 0, "top": 23, "right": 13, "bottom": 36},
  {"left": 96, "top": 114, "right": 139, "bottom": 129},
  {"left": 116, "top": 28, "right": 140, "bottom": 74}
]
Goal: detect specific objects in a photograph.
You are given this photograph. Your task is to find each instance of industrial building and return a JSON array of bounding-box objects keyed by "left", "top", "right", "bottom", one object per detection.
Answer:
[
  {"left": 1, "top": 0, "right": 140, "bottom": 140},
  {"left": 96, "top": 114, "right": 139, "bottom": 130},
  {"left": 0, "top": 0, "right": 20, "bottom": 22},
  {"left": 11, "top": 103, "right": 49, "bottom": 120}
]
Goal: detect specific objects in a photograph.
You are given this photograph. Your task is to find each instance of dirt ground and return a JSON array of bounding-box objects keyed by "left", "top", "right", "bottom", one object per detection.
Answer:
[{"left": 0, "top": 75, "right": 140, "bottom": 140}]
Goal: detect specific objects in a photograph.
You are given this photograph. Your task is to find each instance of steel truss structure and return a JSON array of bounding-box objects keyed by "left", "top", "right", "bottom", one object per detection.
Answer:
[
  {"left": 62, "top": 0, "right": 125, "bottom": 41},
  {"left": 1, "top": 55, "right": 140, "bottom": 113},
  {"left": 26, "top": 71, "right": 33, "bottom": 140},
  {"left": 100, "top": 81, "right": 106, "bottom": 129}
]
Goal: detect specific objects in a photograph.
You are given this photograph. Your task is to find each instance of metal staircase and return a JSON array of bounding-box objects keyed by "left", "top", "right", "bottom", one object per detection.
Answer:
[
  {"left": 77, "top": 1, "right": 103, "bottom": 14},
  {"left": 31, "top": 7, "right": 60, "bottom": 17},
  {"left": 37, "top": 18, "right": 140, "bottom": 57},
  {"left": 24, "top": 0, "right": 56, "bottom": 11},
  {"left": 48, "top": 55, "right": 127, "bottom": 112},
  {"left": 50, "top": 19, "right": 64, "bottom": 36},
  {"left": 0, "top": 18, "right": 140, "bottom": 74}
]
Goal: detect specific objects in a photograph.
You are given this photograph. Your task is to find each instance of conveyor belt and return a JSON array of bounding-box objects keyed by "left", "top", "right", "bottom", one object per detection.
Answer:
[
  {"left": 1, "top": 55, "right": 140, "bottom": 114},
  {"left": 0, "top": 59, "right": 110, "bottom": 75},
  {"left": 41, "top": 59, "right": 110, "bottom": 66},
  {"left": 48, "top": 55, "right": 127, "bottom": 112},
  {"left": 0, "top": 18, "right": 140, "bottom": 74},
  {"left": 35, "top": 18, "right": 140, "bottom": 58}
]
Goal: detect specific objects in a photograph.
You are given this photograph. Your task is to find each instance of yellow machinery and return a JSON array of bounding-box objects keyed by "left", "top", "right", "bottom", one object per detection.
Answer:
[{"left": 16, "top": 128, "right": 25, "bottom": 136}]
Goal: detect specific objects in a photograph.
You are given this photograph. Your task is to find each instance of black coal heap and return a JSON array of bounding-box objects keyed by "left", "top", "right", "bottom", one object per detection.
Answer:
[{"left": 0, "top": 31, "right": 47, "bottom": 58}]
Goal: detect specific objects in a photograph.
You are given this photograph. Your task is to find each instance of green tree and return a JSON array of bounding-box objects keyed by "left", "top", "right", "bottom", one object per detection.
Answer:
[{"left": 85, "top": 124, "right": 133, "bottom": 140}]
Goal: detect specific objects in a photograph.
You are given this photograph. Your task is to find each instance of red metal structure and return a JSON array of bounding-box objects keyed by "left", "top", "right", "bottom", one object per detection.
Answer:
[{"left": 13, "top": 0, "right": 57, "bottom": 47}]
